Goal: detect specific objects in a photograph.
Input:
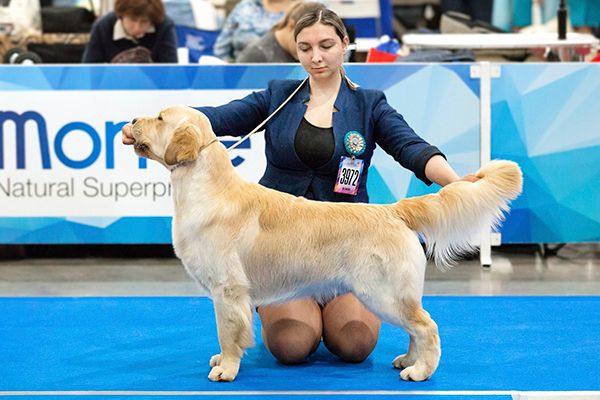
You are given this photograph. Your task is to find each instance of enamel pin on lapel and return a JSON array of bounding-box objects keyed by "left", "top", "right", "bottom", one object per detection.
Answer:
[{"left": 334, "top": 131, "right": 366, "bottom": 196}]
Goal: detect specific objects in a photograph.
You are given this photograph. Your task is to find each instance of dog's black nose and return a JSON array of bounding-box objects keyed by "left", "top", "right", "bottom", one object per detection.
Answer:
[{"left": 132, "top": 118, "right": 138, "bottom": 125}]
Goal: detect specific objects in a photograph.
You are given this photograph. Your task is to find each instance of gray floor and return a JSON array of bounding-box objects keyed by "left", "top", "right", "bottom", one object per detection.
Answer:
[{"left": 0, "top": 243, "right": 598, "bottom": 297}]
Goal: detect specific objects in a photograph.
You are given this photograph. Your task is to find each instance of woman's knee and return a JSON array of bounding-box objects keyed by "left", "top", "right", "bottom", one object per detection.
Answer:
[
  {"left": 263, "top": 318, "right": 321, "bottom": 365},
  {"left": 323, "top": 320, "right": 378, "bottom": 363}
]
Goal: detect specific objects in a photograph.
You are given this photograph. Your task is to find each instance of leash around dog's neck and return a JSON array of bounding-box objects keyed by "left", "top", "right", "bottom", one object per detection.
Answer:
[
  {"left": 169, "top": 137, "right": 219, "bottom": 173},
  {"left": 170, "top": 78, "right": 307, "bottom": 173},
  {"left": 225, "top": 77, "right": 308, "bottom": 152}
]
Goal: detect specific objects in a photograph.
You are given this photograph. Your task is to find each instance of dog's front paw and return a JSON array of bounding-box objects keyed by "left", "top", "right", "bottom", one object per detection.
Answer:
[
  {"left": 392, "top": 353, "right": 415, "bottom": 369},
  {"left": 399, "top": 365, "right": 430, "bottom": 382},
  {"left": 208, "top": 365, "right": 238, "bottom": 382},
  {"left": 209, "top": 354, "right": 222, "bottom": 367}
]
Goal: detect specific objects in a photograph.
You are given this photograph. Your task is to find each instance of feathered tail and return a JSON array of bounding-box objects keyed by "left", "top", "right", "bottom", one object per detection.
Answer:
[{"left": 394, "top": 160, "right": 523, "bottom": 269}]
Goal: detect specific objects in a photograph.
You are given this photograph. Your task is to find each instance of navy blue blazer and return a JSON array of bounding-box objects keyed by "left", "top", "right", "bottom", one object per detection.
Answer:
[{"left": 196, "top": 78, "right": 444, "bottom": 203}]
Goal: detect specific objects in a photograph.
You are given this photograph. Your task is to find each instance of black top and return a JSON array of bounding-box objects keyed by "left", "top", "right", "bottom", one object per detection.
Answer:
[
  {"left": 81, "top": 12, "right": 178, "bottom": 63},
  {"left": 294, "top": 117, "right": 335, "bottom": 170}
]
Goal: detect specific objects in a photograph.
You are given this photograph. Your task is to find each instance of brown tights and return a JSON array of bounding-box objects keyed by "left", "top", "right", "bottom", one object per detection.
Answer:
[{"left": 257, "top": 294, "right": 381, "bottom": 364}]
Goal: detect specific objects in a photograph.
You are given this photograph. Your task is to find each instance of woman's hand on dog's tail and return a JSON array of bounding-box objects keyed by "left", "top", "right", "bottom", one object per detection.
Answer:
[
  {"left": 122, "top": 123, "right": 136, "bottom": 145},
  {"left": 460, "top": 174, "right": 480, "bottom": 183}
]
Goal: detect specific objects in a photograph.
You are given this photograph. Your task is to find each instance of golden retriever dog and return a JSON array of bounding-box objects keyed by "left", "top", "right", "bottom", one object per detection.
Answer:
[{"left": 130, "top": 105, "right": 522, "bottom": 382}]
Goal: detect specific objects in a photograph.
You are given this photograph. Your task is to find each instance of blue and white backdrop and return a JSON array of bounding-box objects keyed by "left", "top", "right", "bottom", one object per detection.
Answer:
[
  {"left": 492, "top": 63, "right": 600, "bottom": 243},
  {"left": 0, "top": 63, "right": 597, "bottom": 244}
]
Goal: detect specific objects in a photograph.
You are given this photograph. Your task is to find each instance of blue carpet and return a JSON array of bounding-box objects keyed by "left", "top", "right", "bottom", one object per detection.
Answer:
[{"left": 0, "top": 296, "right": 598, "bottom": 395}]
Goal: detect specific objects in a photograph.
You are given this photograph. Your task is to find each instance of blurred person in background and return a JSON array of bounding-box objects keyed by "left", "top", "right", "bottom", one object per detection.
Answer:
[
  {"left": 213, "top": 0, "right": 297, "bottom": 62},
  {"left": 82, "top": 0, "right": 177, "bottom": 63},
  {"left": 237, "top": 1, "right": 326, "bottom": 63},
  {"left": 442, "top": 0, "right": 493, "bottom": 23},
  {"left": 569, "top": 0, "right": 600, "bottom": 33},
  {"left": 493, "top": 0, "right": 600, "bottom": 33}
]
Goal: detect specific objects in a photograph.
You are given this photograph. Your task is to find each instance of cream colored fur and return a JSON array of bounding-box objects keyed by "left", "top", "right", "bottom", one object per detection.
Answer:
[{"left": 131, "top": 105, "right": 523, "bottom": 382}]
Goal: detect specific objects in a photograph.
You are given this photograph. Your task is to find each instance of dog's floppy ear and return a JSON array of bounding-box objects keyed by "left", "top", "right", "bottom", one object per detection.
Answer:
[{"left": 164, "top": 124, "right": 201, "bottom": 166}]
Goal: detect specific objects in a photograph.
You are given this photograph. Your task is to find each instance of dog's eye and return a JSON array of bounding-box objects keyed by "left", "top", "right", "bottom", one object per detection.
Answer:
[{"left": 158, "top": 115, "right": 163, "bottom": 121}]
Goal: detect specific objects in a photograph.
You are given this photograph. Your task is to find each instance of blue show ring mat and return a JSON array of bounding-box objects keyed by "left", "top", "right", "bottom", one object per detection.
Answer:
[{"left": 1, "top": 296, "right": 598, "bottom": 398}]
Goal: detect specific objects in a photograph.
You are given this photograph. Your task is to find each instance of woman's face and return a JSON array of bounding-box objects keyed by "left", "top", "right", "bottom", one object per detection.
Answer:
[
  {"left": 122, "top": 15, "right": 153, "bottom": 39},
  {"left": 296, "top": 22, "right": 348, "bottom": 81}
]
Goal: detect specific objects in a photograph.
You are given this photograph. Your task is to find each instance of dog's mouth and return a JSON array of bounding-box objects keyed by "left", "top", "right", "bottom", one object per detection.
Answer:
[
  {"left": 132, "top": 124, "right": 143, "bottom": 139},
  {"left": 132, "top": 124, "right": 150, "bottom": 157},
  {"left": 133, "top": 142, "right": 149, "bottom": 157}
]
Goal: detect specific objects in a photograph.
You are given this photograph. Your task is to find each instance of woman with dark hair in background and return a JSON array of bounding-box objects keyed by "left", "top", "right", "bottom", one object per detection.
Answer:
[{"left": 82, "top": 0, "right": 177, "bottom": 63}]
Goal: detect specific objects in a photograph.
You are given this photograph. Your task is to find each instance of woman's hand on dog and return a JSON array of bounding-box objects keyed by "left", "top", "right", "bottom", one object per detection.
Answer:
[
  {"left": 122, "top": 123, "right": 136, "bottom": 145},
  {"left": 460, "top": 174, "right": 480, "bottom": 183}
]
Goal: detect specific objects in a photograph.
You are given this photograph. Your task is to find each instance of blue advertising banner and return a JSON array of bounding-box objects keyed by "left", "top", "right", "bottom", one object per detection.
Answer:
[{"left": 0, "top": 64, "right": 479, "bottom": 244}]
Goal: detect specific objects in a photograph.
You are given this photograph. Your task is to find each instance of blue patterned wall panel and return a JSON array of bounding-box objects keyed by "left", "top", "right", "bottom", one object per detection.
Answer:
[
  {"left": 492, "top": 64, "right": 600, "bottom": 243},
  {"left": 363, "top": 64, "right": 480, "bottom": 202}
]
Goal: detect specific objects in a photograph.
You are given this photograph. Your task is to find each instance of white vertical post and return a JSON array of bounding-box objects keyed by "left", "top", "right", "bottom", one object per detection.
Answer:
[{"left": 471, "top": 62, "right": 498, "bottom": 268}]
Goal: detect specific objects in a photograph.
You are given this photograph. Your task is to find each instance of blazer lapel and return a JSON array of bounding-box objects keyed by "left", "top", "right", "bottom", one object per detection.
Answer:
[
  {"left": 276, "top": 83, "right": 309, "bottom": 168},
  {"left": 327, "top": 80, "right": 356, "bottom": 170}
]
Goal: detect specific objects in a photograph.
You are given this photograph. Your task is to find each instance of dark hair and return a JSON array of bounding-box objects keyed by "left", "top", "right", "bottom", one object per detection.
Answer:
[
  {"left": 293, "top": 8, "right": 348, "bottom": 42},
  {"left": 293, "top": 8, "right": 357, "bottom": 90},
  {"left": 114, "top": 0, "right": 165, "bottom": 25},
  {"left": 273, "top": 2, "right": 327, "bottom": 31}
]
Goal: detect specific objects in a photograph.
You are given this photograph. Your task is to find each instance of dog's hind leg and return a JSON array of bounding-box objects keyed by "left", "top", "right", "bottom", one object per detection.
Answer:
[
  {"left": 362, "top": 291, "right": 440, "bottom": 381},
  {"left": 395, "top": 304, "right": 440, "bottom": 381},
  {"left": 353, "top": 251, "right": 440, "bottom": 381},
  {"left": 392, "top": 335, "right": 417, "bottom": 369},
  {"left": 208, "top": 283, "right": 254, "bottom": 382}
]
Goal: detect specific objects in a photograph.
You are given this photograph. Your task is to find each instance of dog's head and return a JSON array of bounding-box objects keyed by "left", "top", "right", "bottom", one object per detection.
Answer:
[{"left": 131, "top": 105, "right": 217, "bottom": 168}]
